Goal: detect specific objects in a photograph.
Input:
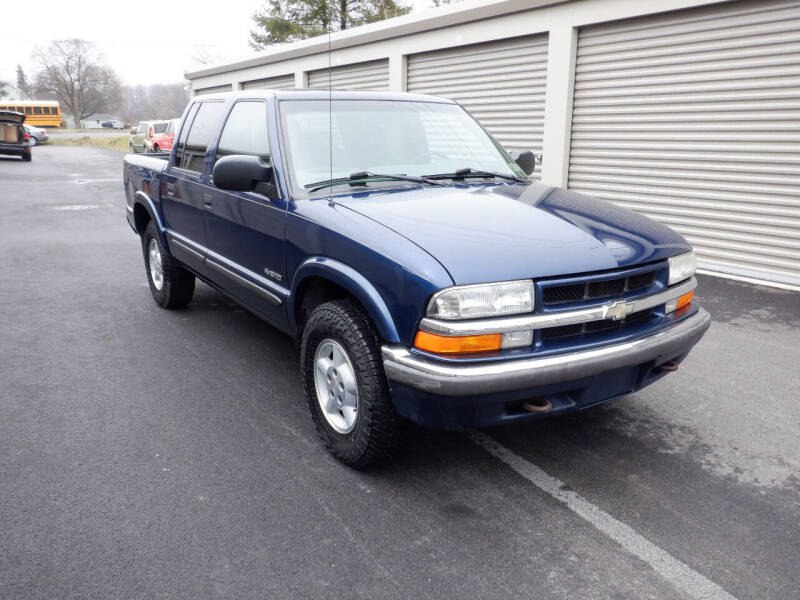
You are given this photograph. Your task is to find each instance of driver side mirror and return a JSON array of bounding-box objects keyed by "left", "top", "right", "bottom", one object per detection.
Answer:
[
  {"left": 511, "top": 150, "right": 536, "bottom": 176},
  {"left": 213, "top": 154, "right": 274, "bottom": 194}
]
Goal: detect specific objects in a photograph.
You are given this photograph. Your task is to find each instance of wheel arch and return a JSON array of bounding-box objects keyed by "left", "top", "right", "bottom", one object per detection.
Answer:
[
  {"left": 132, "top": 191, "right": 168, "bottom": 247},
  {"left": 289, "top": 258, "right": 400, "bottom": 344}
]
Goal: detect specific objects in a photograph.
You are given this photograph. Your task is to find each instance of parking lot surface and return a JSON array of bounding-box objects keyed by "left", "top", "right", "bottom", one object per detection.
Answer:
[
  {"left": 1, "top": 146, "right": 798, "bottom": 599},
  {"left": 47, "top": 129, "right": 129, "bottom": 139}
]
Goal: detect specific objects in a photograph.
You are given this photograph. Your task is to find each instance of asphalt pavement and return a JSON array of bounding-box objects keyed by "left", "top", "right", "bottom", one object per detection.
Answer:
[
  {"left": 47, "top": 129, "right": 129, "bottom": 139},
  {"left": 1, "top": 145, "right": 798, "bottom": 599}
]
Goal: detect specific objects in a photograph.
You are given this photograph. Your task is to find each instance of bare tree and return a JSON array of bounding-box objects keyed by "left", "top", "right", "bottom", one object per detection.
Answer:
[
  {"left": 118, "top": 83, "right": 189, "bottom": 124},
  {"left": 190, "top": 45, "right": 224, "bottom": 67},
  {"left": 33, "top": 39, "right": 122, "bottom": 128}
]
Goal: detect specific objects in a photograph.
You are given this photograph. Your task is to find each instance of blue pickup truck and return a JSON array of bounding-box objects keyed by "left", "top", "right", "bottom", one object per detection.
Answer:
[{"left": 123, "top": 90, "right": 710, "bottom": 468}]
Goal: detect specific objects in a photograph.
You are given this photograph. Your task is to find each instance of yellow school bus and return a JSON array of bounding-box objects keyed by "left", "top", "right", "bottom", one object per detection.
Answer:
[{"left": 0, "top": 101, "right": 63, "bottom": 127}]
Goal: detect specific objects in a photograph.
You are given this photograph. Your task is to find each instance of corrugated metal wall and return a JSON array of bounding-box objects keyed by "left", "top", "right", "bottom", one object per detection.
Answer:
[
  {"left": 242, "top": 74, "right": 295, "bottom": 90},
  {"left": 307, "top": 59, "right": 390, "bottom": 90},
  {"left": 569, "top": 0, "right": 800, "bottom": 286},
  {"left": 407, "top": 35, "right": 548, "bottom": 154},
  {"left": 195, "top": 84, "right": 233, "bottom": 95}
]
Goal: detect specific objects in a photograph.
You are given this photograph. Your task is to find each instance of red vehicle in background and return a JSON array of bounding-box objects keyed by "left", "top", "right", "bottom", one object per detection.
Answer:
[{"left": 150, "top": 118, "right": 180, "bottom": 153}]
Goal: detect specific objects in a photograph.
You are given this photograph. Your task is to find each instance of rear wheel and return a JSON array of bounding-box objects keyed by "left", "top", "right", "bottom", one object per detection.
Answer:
[
  {"left": 301, "top": 300, "right": 403, "bottom": 469},
  {"left": 142, "top": 221, "right": 195, "bottom": 308},
  {"left": 29, "top": 137, "right": 38, "bottom": 146},
  {"left": 22, "top": 151, "right": 31, "bottom": 162}
]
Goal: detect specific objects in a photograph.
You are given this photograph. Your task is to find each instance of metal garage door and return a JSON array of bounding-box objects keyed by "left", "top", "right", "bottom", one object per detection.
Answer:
[
  {"left": 195, "top": 84, "right": 232, "bottom": 95},
  {"left": 307, "top": 59, "right": 389, "bottom": 90},
  {"left": 569, "top": 0, "right": 800, "bottom": 286},
  {"left": 407, "top": 35, "right": 548, "bottom": 155},
  {"left": 242, "top": 74, "right": 295, "bottom": 90}
]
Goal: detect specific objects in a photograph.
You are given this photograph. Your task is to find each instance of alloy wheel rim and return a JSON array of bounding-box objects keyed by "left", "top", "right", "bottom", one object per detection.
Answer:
[
  {"left": 148, "top": 238, "right": 164, "bottom": 291},
  {"left": 313, "top": 339, "right": 359, "bottom": 434}
]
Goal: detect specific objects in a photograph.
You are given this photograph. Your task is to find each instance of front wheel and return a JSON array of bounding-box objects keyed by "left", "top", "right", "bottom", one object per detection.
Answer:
[
  {"left": 29, "top": 137, "right": 38, "bottom": 146},
  {"left": 142, "top": 221, "right": 195, "bottom": 308},
  {"left": 301, "top": 300, "right": 403, "bottom": 469}
]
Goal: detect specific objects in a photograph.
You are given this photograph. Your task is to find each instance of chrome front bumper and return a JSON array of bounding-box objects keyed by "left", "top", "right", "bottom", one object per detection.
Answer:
[{"left": 382, "top": 308, "right": 711, "bottom": 396}]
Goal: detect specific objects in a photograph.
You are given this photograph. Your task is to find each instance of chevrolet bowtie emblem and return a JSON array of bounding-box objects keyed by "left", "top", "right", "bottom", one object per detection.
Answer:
[{"left": 604, "top": 300, "right": 635, "bottom": 321}]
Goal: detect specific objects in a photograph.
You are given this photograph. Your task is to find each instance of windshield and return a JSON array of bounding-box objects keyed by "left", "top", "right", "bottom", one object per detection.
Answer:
[{"left": 278, "top": 99, "right": 522, "bottom": 192}]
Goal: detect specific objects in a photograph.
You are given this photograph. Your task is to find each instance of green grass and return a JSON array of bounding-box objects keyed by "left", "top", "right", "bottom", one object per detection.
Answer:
[{"left": 48, "top": 135, "right": 130, "bottom": 153}]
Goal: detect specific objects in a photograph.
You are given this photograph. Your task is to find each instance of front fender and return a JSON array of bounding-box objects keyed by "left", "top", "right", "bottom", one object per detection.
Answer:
[{"left": 289, "top": 257, "right": 400, "bottom": 343}]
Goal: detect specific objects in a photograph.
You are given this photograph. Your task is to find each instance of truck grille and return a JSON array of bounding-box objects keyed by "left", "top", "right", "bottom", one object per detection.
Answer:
[
  {"left": 541, "top": 307, "right": 653, "bottom": 341},
  {"left": 542, "top": 270, "right": 656, "bottom": 306},
  {"left": 535, "top": 263, "right": 668, "bottom": 348}
]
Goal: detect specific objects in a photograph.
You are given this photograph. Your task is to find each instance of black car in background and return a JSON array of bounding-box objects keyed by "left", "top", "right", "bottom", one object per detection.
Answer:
[{"left": 0, "top": 110, "right": 31, "bottom": 162}]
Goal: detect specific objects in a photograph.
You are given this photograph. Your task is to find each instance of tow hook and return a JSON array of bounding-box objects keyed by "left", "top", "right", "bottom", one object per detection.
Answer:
[
  {"left": 522, "top": 398, "right": 553, "bottom": 414},
  {"left": 656, "top": 360, "right": 680, "bottom": 373}
]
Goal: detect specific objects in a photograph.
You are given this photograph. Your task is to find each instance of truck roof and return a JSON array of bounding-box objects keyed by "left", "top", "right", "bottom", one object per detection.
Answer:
[{"left": 193, "top": 89, "right": 457, "bottom": 104}]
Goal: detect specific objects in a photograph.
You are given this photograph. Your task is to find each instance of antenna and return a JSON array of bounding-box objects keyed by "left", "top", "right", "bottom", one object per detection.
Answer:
[{"left": 327, "top": 1, "right": 333, "bottom": 205}]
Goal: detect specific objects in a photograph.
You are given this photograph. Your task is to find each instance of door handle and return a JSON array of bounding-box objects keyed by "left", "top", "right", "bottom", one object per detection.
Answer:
[{"left": 202, "top": 193, "right": 213, "bottom": 209}]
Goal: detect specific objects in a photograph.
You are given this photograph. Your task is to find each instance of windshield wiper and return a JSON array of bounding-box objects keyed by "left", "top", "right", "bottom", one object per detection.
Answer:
[
  {"left": 423, "top": 167, "right": 526, "bottom": 183},
  {"left": 305, "top": 171, "right": 444, "bottom": 192}
]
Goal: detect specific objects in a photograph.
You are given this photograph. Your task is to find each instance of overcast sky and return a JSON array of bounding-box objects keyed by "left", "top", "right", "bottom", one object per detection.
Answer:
[{"left": 1, "top": 0, "right": 435, "bottom": 88}]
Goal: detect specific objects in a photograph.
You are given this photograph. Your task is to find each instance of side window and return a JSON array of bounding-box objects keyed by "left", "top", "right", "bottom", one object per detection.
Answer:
[
  {"left": 174, "top": 104, "right": 199, "bottom": 168},
  {"left": 24, "top": 107, "right": 33, "bottom": 115},
  {"left": 33, "top": 106, "right": 43, "bottom": 115},
  {"left": 214, "top": 101, "right": 269, "bottom": 167},
  {"left": 181, "top": 101, "right": 225, "bottom": 172},
  {"left": 43, "top": 107, "right": 51, "bottom": 115}
]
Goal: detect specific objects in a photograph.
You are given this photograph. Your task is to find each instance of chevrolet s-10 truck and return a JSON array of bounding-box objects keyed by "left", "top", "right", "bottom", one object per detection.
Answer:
[{"left": 123, "top": 90, "right": 710, "bottom": 468}]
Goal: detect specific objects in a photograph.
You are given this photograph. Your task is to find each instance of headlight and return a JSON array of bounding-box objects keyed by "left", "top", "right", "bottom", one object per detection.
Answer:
[
  {"left": 427, "top": 280, "right": 534, "bottom": 320},
  {"left": 668, "top": 251, "right": 696, "bottom": 286}
]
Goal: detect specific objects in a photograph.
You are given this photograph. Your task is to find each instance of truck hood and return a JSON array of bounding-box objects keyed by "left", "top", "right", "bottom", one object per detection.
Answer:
[{"left": 335, "top": 183, "right": 691, "bottom": 285}]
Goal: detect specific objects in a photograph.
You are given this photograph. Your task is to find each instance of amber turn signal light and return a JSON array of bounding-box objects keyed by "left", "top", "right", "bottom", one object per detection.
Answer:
[
  {"left": 666, "top": 290, "right": 694, "bottom": 315},
  {"left": 414, "top": 330, "right": 502, "bottom": 354},
  {"left": 677, "top": 290, "right": 694, "bottom": 310}
]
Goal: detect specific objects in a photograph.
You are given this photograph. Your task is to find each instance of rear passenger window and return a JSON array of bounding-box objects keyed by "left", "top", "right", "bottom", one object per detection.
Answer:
[
  {"left": 181, "top": 101, "right": 225, "bottom": 172},
  {"left": 43, "top": 107, "right": 51, "bottom": 115},
  {"left": 214, "top": 101, "right": 269, "bottom": 166},
  {"left": 174, "top": 104, "right": 199, "bottom": 168},
  {"left": 33, "top": 106, "right": 43, "bottom": 115}
]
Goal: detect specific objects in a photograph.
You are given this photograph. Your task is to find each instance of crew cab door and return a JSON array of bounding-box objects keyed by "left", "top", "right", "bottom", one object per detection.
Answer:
[
  {"left": 161, "top": 100, "right": 225, "bottom": 273},
  {"left": 203, "top": 99, "right": 288, "bottom": 327}
]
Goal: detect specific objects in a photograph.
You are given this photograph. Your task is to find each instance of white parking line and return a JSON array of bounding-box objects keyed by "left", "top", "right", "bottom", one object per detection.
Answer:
[
  {"left": 468, "top": 432, "right": 738, "bottom": 600},
  {"left": 73, "top": 178, "right": 121, "bottom": 184},
  {"left": 52, "top": 205, "right": 99, "bottom": 211}
]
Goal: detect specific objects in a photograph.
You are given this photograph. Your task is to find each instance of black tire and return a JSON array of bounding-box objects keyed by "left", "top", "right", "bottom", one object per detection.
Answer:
[
  {"left": 22, "top": 152, "right": 31, "bottom": 162},
  {"left": 141, "top": 221, "right": 195, "bottom": 308},
  {"left": 301, "top": 300, "right": 403, "bottom": 469},
  {"left": 153, "top": 144, "right": 159, "bottom": 153},
  {"left": 29, "top": 137, "right": 38, "bottom": 146}
]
